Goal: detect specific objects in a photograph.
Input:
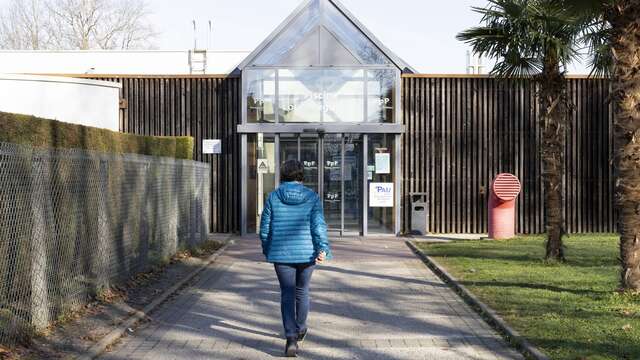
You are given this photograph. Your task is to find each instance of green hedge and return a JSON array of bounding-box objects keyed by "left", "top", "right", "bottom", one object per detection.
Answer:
[{"left": 0, "top": 112, "right": 193, "bottom": 160}]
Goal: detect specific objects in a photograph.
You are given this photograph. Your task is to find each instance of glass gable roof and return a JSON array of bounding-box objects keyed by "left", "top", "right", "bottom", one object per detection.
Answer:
[{"left": 249, "top": 0, "right": 393, "bottom": 67}]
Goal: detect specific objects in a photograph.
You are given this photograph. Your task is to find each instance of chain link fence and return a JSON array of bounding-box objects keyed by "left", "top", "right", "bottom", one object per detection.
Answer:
[{"left": 0, "top": 141, "right": 210, "bottom": 345}]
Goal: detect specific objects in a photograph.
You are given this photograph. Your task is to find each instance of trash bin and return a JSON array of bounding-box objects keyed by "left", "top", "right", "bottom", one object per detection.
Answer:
[
  {"left": 410, "top": 192, "right": 429, "bottom": 235},
  {"left": 488, "top": 173, "right": 521, "bottom": 239}
]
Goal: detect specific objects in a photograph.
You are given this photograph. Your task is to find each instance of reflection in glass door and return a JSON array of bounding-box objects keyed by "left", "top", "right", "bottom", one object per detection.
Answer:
[
  {"left": 323, "top": 135, "right": 342, "bottom": 232},
  {"left": 248, "top": 133, "right": 370, "bottom": 235},
  {"left": 300, "top": 136, "right": 319, "bottom": 193},
  {"left": 343, "top": 135, "right": 362, "bottom": 233},
  {"left": 280, "top": 134, "right": 298, "bottom": 163}
]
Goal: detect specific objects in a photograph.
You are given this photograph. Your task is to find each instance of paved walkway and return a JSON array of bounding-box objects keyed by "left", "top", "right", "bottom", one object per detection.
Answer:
[{"left": 101, "top": 236, "right": 522, "bottom": 359}]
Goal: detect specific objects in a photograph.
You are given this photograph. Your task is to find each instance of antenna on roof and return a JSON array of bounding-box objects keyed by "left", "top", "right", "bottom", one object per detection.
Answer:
[
  {"left": 208, "top": 20, "right": 212, "bottom": 50},
  {"left": 466, "top": 50, "right": 485, "bottom": 74},
  {"left": 192, "top": 20, "right": 197, "bottom": 50}
]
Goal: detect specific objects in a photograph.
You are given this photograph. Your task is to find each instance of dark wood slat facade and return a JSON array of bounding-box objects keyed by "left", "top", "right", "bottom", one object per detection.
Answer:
[
  {"left": 93, "top": 76, "right": 240, "bottom": 234},
  {"left": 89, "top": 75, "right": 614, "bottom": 234},
  {"left": 401, "top": 76, "right": 615, "bottom": 234}
]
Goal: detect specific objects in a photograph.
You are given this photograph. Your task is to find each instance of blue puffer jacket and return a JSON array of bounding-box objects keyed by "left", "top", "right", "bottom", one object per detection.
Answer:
[{"left": 259, "top": 182, "right": 332, "bottom": 263}]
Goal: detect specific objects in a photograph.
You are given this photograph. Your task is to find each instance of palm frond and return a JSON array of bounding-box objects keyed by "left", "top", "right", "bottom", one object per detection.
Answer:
[
  {"left": 580, "top": 17, "right": 612, "bottom": 77},
  {"left": 457, "top": 0, "right": 587, "bottom": 77},
  {"left": 492, "top": 49, "right": 543, "bottom": 78}
]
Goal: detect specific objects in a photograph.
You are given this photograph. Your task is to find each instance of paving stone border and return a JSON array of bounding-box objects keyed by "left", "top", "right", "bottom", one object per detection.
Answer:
[
  {"left": 405, "top": 240, "right": 550, "bottom": 360},
  {"left": 77, "top": 239, "right": 234, "bottom": 360}
]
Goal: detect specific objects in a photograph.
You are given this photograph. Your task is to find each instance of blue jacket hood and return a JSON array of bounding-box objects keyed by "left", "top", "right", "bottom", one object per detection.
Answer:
[{"left": 276, "top": 182, "right": 313, "bottom": 205}]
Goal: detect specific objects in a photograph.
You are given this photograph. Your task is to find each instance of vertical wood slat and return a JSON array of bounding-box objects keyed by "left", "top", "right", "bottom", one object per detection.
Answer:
[
  {"left": 92, "top": 76, "right": 241, "bottom": 234},
  {"left": 91, "top": 75, "right": 613, "bottom": 235},
  {"left": 401, "top": 76, "right": 615, "bottom": 234}
]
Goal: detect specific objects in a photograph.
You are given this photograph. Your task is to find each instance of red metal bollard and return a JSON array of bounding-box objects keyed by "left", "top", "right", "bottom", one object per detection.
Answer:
[{"left": 488, "top": 173, "right": 521, "bottom": 239}]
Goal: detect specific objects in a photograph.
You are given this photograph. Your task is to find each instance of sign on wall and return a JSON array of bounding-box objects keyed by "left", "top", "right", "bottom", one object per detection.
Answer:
[
  {"left": 369, "top": 182, "right": 394, "bottom": 207},
  {"left": 202, "top": 139, "right": 222, "bottom": 154}
]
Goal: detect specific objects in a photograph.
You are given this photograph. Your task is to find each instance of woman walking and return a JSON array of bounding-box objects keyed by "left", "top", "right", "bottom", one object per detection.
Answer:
[{"left": 259, "top": 160, "right": 332, "bottom": 357}]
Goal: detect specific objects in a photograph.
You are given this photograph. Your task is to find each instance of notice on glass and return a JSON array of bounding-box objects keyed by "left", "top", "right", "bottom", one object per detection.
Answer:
[
  {"left": 375, "top": 153, "right": 390, "bottom": 174},
  {"left": 369, "top": 182, "right": 394, "bottom": 207}
]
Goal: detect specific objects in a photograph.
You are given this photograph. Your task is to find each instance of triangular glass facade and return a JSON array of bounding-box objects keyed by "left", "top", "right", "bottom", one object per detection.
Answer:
[{"left": 250, "top": 0, "right": 392, "bottom": 67}]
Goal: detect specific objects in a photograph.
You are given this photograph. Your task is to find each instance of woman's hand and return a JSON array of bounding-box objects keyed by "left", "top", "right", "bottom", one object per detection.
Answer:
[{"left": 315, "top": 251, "right": 326, "bottom": 264}]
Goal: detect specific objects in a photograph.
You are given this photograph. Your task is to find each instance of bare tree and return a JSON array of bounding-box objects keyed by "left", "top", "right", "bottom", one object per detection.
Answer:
[
  {"left": 0, "top": 0, "right": 54, "bottom": 49},
  {"left": 0, "top": 0, "right": 157, "bottom": 50}
]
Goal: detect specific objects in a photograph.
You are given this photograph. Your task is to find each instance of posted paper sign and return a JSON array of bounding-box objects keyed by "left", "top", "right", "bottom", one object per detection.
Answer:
[
  {"left": 257, "top": 158, "right": 270, "bottom": 173},
  {"left": 369, "top": 182, "right": 394, "bottom": 207},
  {"left": 375, "top": 153, "right": 390, "bottom": 174},
  {"left": 202, "top": 139, "right": 222, "bottom": 154}
]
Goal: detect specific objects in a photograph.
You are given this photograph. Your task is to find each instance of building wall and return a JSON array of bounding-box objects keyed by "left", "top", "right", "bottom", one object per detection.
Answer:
[
  {"left": 83, "top": 74, "right": 614, "bottom": 234},
  {"left": 89, "top": 75, "right": 241, "bottom": 234},
  {"left": 402, "top": 75, "right": 614, "bottom": 234},
  {"left": 0, "top": 74, "right": 120, "bottom": 131}
]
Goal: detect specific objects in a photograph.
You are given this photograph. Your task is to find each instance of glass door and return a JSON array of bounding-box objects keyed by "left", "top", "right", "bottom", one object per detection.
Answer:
[
  {"left": 300, "top": 135, "right": 319, "bottom": 194},
  {"left": 323, "top": 134, "right": 343, "bottom": 232},
  {"left": 247, "top": 132, "right": 369, "bottom": 236},
  {"left": 280, "top": 134, "right": 298, "bottom": 163},
  {"left": 343, "top": 134, "right": 362, "bottom": 233},
  {"left": 367, "top": 134, "right": 395, "bottom": 234}
]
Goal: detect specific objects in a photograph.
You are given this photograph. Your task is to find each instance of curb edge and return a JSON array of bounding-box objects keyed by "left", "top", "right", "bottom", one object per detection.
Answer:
[
  {"left": 77, "top": 237, "right": 235, "bottom": 360},
  {"left": 405, "top": 240, "right": 550, "bottom": 360}
]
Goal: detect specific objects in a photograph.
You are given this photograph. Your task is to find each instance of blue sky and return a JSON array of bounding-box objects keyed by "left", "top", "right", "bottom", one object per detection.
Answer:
[
  {"left": 0, "top": 0, "right": 590, "bottom": 73},
  {"left": 149, "top": 0, "right": 590, "bottom": 74},
  {"left": 151, "top": 0, "right": 487, "bottom": 73}
]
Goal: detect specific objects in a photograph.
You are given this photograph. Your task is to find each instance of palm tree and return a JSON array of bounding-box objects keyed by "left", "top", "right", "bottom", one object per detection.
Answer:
[
  {"left": 458, "top": 0, "right": 583, "bottom": 261},
  {"left": 609, "top": 1, "right": 640, "bottom": 292},
  {"left": 566, "top": 0, "right": 640, "bottom": 291}
]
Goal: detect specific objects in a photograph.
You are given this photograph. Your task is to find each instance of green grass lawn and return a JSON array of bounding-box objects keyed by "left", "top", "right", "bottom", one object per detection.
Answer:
[{"left": 415, "top": 234, "right": 640, "bottom": 360}]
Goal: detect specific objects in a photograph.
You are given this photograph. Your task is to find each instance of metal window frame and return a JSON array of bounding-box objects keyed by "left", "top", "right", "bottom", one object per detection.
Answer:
[
  {"left": 362, "top": 134, "right": 368, "bottom": 236},
  {"left": 238, "top": 123, "right": 405, "bottom": 134},
  {"left": 241, "top": 66, "right": 398, "bottom": 126},
  {"left": 241, "top": 130, "right": 400, "bottom": 236},
  {"left": 239, "top": 64, "right": 404, "bottom": 238}
]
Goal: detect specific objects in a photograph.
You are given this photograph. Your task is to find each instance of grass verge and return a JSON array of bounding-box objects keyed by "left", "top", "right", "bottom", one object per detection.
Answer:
[{"left": 415, "top": 234, "right": 640, "bottom": 360}]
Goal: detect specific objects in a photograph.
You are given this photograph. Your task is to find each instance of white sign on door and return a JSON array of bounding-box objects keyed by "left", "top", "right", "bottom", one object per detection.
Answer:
[
  {"left": 202, "top": 139, "right": 222, "bottom": 154},
  {"left": 375, "top": 153, "right": 390, "bottom": 174},
  {"left": 257, "top": 158, "right": 270, "bottom": 174},
  {"left": 369, "top": 182, "right": 394, "bottom": 207}
]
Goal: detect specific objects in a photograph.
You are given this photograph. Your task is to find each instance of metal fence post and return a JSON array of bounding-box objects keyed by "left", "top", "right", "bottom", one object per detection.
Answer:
[
  {"left": 94, "top": 160, "right": 111, "bottom": 292},
  {"left": 29, "top": 154, "right": 51, "bottom": 331},
  {"left": 189, "top": 164, "right": 197, "bottom": 247}
]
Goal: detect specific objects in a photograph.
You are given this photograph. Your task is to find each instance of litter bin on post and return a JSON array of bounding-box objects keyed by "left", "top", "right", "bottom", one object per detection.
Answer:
[
  {"left": 410, "top": 192, "right": 429, "bottom": 235},
  {"left": 488, "top": 173, "right": 521, "bottom": 239}
]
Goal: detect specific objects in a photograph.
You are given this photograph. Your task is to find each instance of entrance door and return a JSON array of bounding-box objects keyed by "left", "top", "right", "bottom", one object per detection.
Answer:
[
  {"left": 323, "top": 134, "right": 363, "bottom": 234},
  {"left": 272, "top": 133, "right": 362, "bottom": 235},
  {"left": 322, "top": 134, "right": 342, "bottom": 232},
  {"left": 245, "top": 132, "right": 398, "bottom": 236}
]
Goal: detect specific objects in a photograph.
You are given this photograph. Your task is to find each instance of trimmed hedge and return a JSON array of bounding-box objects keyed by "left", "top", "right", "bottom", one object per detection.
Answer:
[{"left": 0, "top": 112, "right": 193, "bottom": 159}]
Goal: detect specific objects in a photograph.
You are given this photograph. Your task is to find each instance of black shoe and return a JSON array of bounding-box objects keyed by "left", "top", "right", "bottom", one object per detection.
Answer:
[
  {"left": 297, "top": 329, "right": 308, "bottom": 343},
  {"left": 285, "top": 337, "right": 298, "bottom": 357}
]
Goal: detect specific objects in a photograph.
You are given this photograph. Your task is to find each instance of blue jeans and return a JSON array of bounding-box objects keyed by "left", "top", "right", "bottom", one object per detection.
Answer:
[{"left": 273, "top": 262, "right": 316, "bottom": 338}]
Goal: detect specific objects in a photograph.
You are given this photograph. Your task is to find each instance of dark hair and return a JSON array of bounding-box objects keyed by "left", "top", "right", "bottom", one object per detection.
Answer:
[{"left": 281, "top": 160, "right": 304, "bottom": 182}]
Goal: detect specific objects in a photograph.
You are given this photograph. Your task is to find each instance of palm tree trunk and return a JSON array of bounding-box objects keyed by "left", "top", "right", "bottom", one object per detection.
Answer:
[
  {"left": 540, "top": 49, "right": 566, "bottom": 261},
  {"left": 610, "top": 0, "right": 640, "bottom": 291}
]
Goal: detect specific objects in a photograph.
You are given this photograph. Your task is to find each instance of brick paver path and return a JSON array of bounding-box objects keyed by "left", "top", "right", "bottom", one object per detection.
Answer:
[{"left": 101, "top": 236, "right": 523, "bottom": 359}]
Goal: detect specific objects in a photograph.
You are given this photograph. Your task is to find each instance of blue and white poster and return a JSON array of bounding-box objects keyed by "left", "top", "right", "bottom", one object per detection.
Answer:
[{"left": 369, "top": 182, "right": 394, "bottom": 207}]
